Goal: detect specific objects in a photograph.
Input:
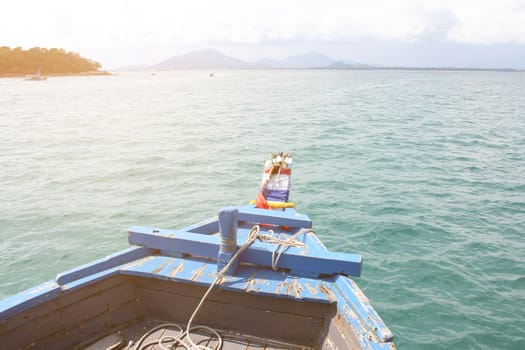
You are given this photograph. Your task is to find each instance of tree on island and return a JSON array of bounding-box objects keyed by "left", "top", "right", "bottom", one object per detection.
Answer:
[{"left": 0, "top": 46, "right": 103, "bottom": 76}]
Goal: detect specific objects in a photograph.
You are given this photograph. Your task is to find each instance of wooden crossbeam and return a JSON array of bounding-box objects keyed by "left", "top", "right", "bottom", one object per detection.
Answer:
[
  {"left": 238, "top": 205, "right": 312, "bottom": 228},
  {"left": 128, "top": 226, "right": 362, "bottom": 277}
]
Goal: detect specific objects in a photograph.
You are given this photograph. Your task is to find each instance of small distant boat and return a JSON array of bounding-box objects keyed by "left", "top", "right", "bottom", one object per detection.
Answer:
[
  {"left": 24, "top": 70, "right": 47, "bottom": 81},
  {"left": 0, "top": 154, "right": 395, "bottom": 350},
  {"left": 210, "top": 72, "right": 214, "bottom": 77}
]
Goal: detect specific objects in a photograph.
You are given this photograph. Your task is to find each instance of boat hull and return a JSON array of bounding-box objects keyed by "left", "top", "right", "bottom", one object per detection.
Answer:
[
  {"left": 0, "top": 205, "right": 395, "bottom": 349},
  {"left": 2, "top": 274, "right": 372, "bottom": 349}
]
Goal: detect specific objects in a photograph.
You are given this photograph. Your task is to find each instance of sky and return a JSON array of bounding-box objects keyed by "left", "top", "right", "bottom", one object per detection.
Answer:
[{"left": 1, "top": 0, "right": 525, "bottom": 69}]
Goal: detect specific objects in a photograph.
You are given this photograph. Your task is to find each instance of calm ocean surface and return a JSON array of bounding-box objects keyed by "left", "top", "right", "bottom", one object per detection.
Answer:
[{"left": 1, "top": 70, "right": 524, "bottom": 349}]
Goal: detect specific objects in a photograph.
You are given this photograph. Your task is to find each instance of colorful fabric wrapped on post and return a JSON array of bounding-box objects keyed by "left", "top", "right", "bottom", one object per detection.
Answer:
[{"left": 255, "top": 152, "right": 293, "bottom": 209}]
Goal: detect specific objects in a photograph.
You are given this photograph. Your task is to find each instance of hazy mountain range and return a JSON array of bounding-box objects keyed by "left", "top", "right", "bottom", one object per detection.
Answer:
[
  {"left": 119, "top": 48, "right": 519, "bottom": 72},
  {"left": 121, "top": 49, "right": 368, "bottom": 70}
]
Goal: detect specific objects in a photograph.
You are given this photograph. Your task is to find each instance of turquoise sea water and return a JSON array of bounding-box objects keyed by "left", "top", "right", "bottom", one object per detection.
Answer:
[{"left": 1, "top": 70, "right": 524, "bottom": 349}]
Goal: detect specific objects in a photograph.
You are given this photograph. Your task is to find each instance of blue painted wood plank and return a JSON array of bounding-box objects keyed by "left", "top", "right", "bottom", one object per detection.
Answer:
[
  {"left": 128, "top": 226, "right": 220, "bottom": 257},
  {"left": 240, "top": 245, "right": 362, "bottom": 277},
  {"left": 122, "top": 256, "right": 219, "bottom": 288},
  {"left": 238, "top": 205, "right": 312, "bottom": 228},
  {"left": 1, "top": 248, "right": 154, "bottom": 320},
  {"left": 0, "top": 280, "right": 61, "bottom": 320},
  {"left": 333, "top": 275, "right": 394, "bottom": 344},
  {"left": 221, "top": 265, "right": 335, "bottom": 303},
  {"left": 182, "top": 217, "right": 219, "bottom": 234},
  {"left": 128, "top": 226, "right": 362, "bottom": 277},
  {"left": 60, "top": 267, "right": 122, "bottom": 292},
  {"left": 55, "top": 246, "right": 155, "bottom": 285},
  {"left": 121, "top": 255, "right": 196, "bottom": 281},
  {"left": 233, "top": 227, "right": 362, "bottom": 277},
  {"left": 120, "top": 255, "right": 335, "bottom": 304}
]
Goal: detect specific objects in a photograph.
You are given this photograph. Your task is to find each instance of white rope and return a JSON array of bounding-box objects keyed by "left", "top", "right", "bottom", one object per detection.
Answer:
[
  {"left": 184, "top": 225, "right": 261, "bottom": 350},
  {"left": 252, "top": 227, "right": 314, "bottom": 271},
  {"left": 277, "top": 228, "right": 313, "bottom": 270},
  {"left": 134, "top": 225, "right": 313, "bottom": 350}
]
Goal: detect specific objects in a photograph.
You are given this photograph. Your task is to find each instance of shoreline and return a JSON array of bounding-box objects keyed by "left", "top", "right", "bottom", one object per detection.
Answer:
[
  {"left": 0, "top": 70, "right": 111, "bottom": 78},
  {"left": 114, "top": 67, "right": 523, "bottom": 73}
]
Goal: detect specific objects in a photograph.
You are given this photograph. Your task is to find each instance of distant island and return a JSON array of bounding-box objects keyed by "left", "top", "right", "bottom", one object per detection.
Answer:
[
  {"left": 0, "top": 46, "right": 109, "bottom": 77},
  {"left": 120, "top": 48, "right": 521, "bottom": 72}
]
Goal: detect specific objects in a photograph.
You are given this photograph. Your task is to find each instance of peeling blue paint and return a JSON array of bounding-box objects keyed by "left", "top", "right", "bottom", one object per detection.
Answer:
[{"left": 0, "top": 204, "right": 394, "bottom": 349}]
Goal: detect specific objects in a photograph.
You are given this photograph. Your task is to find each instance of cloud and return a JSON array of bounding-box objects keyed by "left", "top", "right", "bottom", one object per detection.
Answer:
[
  {"left": 446, "top": 0, "right": 525, "bottom": 44},
  {"left": 1, "top": 0, "right": 524, "bottom": 51}
]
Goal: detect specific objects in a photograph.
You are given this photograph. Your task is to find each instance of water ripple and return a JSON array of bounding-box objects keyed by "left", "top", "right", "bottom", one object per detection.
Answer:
[{"left": 1, "top": 70, "right": 525, "bottom": 349}]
